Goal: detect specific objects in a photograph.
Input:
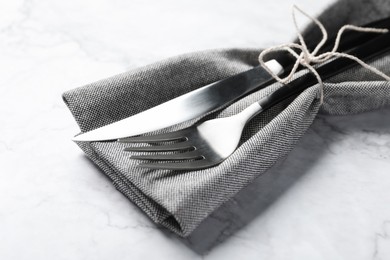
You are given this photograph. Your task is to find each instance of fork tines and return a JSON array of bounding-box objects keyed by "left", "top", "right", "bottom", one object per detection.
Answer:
[{"left": 118, "top": 128, "right": 214, "bottom": 170}]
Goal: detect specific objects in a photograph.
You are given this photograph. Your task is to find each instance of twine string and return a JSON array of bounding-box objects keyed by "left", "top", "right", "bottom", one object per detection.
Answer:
[{"left": 258, "top": 5, "right": 390, "bottom": 104}]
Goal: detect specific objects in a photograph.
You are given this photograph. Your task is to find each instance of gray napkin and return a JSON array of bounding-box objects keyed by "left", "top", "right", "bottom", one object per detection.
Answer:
[{"left": 63, "top": 0, "right": 390, "bottom": 237}]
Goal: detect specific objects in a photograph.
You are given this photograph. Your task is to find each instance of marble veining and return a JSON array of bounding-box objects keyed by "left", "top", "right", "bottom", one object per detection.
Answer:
[{"left": 1, "top": 0, "right": 390, "bottom": 259}]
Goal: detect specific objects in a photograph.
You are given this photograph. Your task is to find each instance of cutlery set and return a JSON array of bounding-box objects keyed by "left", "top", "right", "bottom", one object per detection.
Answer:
[{"left": 73, "top": 16, "right": 390, "bottom": 170}]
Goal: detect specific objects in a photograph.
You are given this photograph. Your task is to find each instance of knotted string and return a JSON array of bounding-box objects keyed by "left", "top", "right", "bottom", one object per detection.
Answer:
[{"left": 258, "top": 5, "right": 390, "bottom": 104}]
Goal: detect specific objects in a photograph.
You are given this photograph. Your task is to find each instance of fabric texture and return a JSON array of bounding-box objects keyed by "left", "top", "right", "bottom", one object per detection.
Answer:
[{"left": 63, "top": 0, "right": 390, "bottom": 237}]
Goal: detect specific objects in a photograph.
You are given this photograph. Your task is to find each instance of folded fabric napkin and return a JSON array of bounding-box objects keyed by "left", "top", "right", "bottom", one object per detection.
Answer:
[{"left": 63, "top": 0, "right": 390, "bottom": 237}]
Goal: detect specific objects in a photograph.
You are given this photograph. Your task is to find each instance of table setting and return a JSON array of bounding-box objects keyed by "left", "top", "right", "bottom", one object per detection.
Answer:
[
  {"left": 1, "top": 0, "right": 390, "bottom": 259},
  {"left": 64, "top": 2, "right": 390, "bottom": 238}
]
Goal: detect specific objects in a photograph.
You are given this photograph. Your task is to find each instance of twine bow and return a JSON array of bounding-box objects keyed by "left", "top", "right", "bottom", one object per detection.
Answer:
[{"left": 258, "top": 5, "right": 390, "bottom": 104}]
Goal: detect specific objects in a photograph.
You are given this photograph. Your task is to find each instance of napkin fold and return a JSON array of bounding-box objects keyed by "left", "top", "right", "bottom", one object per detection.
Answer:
[{"left": 63, "top": 0, "right": 390, "bottom": 236}]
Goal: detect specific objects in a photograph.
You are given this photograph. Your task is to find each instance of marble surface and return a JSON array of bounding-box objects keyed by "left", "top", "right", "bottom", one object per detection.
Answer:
[{"left": 1, "top": 0, "right": 390, "bottom": 259}]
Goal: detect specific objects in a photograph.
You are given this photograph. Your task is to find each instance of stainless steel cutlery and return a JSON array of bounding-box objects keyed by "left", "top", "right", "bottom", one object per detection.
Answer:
[
  {"left": 71, "top": 15, "right": 390, "bottom": 170},
  {"left": 73, "top": 17, "right": 390, "bottom": 142},
  {"left": 120, "top": 32, "right": 390, "bottom": 170}
]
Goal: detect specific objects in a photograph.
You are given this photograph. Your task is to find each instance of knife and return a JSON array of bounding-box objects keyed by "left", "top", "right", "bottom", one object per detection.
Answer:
[
  {"left": 73, "top": 17, "right": 390, "bottom": 142},
  {"left": 73, "top": 60, "right": 284, "bottom": 141}
]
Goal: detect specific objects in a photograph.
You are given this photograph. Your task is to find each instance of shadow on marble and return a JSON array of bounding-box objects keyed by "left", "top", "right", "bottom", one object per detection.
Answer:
[
  {"left": 178, "top": 146, "right": 319, "bottom": 255},
  {"left": 177, "top": 107, "right": 390, "bottom": 255}
]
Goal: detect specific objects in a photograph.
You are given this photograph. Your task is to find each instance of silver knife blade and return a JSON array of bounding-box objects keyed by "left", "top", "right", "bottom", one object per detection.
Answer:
[{"left": 73, "top": 60, "right": 283, "bottom": 141}]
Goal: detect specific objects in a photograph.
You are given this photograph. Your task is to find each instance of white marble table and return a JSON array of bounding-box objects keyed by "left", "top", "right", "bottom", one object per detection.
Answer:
[{"left": 1, "top": 0, "right": 390, "bottom": 259}]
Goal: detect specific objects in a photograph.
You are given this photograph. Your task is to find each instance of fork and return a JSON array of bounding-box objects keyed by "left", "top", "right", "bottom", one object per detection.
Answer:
[{"left": 119, "top": 33, "right": 390, "bottom": 170}]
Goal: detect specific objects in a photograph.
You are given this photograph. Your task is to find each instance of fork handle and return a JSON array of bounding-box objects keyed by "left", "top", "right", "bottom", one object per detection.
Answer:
[{"left": 257, "top": 31, "right": 390, "bottom": 111}]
